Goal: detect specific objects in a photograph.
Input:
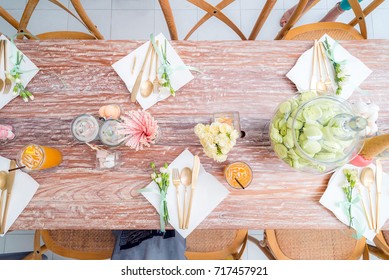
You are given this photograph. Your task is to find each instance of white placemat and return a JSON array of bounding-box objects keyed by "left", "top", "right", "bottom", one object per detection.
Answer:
[
  {"left": 112, "top": 33, "right": 194, "bottom": 110},
  {"left": 320, "top": 163, "right": 389, "bottom": 241},
  {"left": 0, "top": 156, "right": 40, "bottom": 236},
  {"left": 0, "top": 35, "right": 39, "bottom": 110},
  {"left": 286, "top": 34, "right": 372, "bottom": 100},
  {"left": 141, "top": 149, "right": 229, "bottom": 239}
]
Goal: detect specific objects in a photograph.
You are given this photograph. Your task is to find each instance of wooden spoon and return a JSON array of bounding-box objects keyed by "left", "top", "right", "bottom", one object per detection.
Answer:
[
  {"left": 140, "top": 46, "right": 155, "bottom": 98},
  {"left": 180, "top": 167, "right": 192, "bottom": 229},
  {"left": 316, "top": 41, "right": 327, "bottom": 95},
  {"left": 0, "top": 171, "right": 8, "bottom": 227},
  {"left": 153, "top": 40, "right": 160, "bottom": 94},
  {"left": 3, "top": 40, "right": 12, "bottom": 94},
  {"left": 360, "top": 167, "right": 375, "bottom": 230},
  {"left": 0, "top": 41, "right": 5, "bottom": 92}
]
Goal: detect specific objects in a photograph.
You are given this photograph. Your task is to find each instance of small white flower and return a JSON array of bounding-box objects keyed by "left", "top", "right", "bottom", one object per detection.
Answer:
[
  {"left": 159, "top": 167, "right": 168, "bottom": 174},
  {"left": 230, "top": 130, "right": 240, "bottom": 140},
  {"left": 194, "top": 123, "right": 206, "bottom": 136},
  {"left": 219, "top": 123, "right": 232, "bottom": 134},
  {"left": 215, "top": 134, "right": 229, "bottom": 147},
  {"left": 151, "top": 173, "right": 157, "bottom": 179},
  {"left": 209, "top": 122, "right": 220, "bottom": 135},
  {"left": 214, "top": 154, "right": 228, "bottom": 162},
  {"left": 15, "top": 78, "right": 21, "bottom": 84},
  {"left": 155, "top": 177, "right": 162, "bottom": 184}
]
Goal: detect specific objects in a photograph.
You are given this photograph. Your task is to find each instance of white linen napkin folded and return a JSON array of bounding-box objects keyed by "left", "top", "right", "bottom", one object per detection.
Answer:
[
  {"left": 320, "top": 164, "right": 389, "bottom": 242},
  {"left": 0, "top": 35, "right": 39, "bottom": 110},
  {"left": 141, "top": 149, "right": 229, "bottom": 239},
  {"left": 286, "top": 34, "right": 372, "bottom": 100},
  {"left": 112, "top": 33, "right": 194, "bottom": 110},
  {"left": 0, "top": 156, "right": 40, "bottom": 236}
]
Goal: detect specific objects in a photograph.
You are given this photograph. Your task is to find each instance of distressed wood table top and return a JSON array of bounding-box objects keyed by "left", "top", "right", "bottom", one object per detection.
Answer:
[{"left": 0, "top": 39, "right": 388, "bottom": 231}]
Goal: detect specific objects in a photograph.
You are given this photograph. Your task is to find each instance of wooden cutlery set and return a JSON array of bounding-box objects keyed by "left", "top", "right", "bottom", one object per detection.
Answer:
[
  {"left": 359, "top": 160, "right": 383, "bottom": 233},
  {"left": 172, "top": 155, "right": 200, "bottom": 230},
  {"left": 0, "top": 160, "right": 16, "bottom": 234},
  {"left": 0, "top": 39, "right": 12, "bottom": 94},
  {"left": 310, "top": 40, "right": 334, "bottom": 95}
]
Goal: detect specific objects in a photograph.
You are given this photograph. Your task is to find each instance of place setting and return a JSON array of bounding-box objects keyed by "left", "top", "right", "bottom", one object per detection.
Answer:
[
  {"left": 0, "top": 34, "right": 39, "bottom": 110},
  {"left": 112, "top": 33, "right": 195, "bottom": 110}
]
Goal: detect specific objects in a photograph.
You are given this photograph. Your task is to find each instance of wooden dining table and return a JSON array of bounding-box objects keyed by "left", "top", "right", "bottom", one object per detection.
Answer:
[{"left": 0, "top": 39, "right": 388, "bottom": 231}]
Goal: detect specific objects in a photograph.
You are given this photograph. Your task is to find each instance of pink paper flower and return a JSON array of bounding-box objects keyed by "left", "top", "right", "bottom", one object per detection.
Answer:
[
  {"left": 0, "top": 124, "right": 15, "bottom": 141},
  {"left": 118, "top": 110, "right": 159, "bottom": 151}
]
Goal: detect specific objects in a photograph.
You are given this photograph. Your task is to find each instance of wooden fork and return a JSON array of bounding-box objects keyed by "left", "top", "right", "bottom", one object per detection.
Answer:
[
  {"left": 3, "top": 40, "right": 12, "bottom": 94},
  {"left": 172, "top": 168, "right": 183, "bottom": 229}
]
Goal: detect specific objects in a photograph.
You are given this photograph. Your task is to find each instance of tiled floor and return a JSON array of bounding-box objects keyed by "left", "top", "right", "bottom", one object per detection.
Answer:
[{"left": 0, "top": 0, "right": 387, "bottom": 260}]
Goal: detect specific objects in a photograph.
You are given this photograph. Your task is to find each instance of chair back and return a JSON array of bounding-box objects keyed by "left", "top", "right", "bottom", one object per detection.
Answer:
[
  {"left": 158, "top": 0, "right": 277, "bottom": 40},
  {"left": 0, "top": 0, "right": 103, "bottom": 40},
  {"left": 276, "top": 0, "right": 384, "bottom": 40},
  {"left": 185, "top": 229, "right": 248, "bottom": 260},
  {"left": 24, "top": 230, "right": 115, "bottom": 260},
  {"left": 262, "top": 229, "right": 368, "bottom": 260}
]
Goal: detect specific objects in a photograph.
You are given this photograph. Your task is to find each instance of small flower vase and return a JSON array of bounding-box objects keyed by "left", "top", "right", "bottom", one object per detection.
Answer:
[{"left": 213, "top": 111, "right": 242, "bottom": 138}]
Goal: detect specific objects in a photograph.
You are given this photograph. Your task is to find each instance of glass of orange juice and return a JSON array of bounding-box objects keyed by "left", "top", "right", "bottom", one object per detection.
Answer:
[
  {"left": 224, "top": 161, "right": 253, "bottom": 189},
  {"left": 17, "top": 144, "right": 63, "bottom": 171}
]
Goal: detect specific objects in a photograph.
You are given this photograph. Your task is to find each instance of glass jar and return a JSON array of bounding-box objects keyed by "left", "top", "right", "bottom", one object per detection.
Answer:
[
  {"left": 270, "top": 92, "right": 367, "bottom": 174},
  {"left": 99, "top": 119, "right": 125, "bottom": 147}
]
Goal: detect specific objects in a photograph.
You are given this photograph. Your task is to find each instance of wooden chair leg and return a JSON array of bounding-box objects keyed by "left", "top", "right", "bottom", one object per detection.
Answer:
[
  {"left": 18, "top": 0, "right": 40, "bottom": 39},
  {"left": 368, "top": 244, "right": 389, "bottom": 260},
  {"left": 247, "top": 235, "right": 275, "bottom": 260},
  {"left": 158, "top": 0, "right": 178, "bottom": 40},
  {"left": 249, "top": 0, "right": 277, "bottom": 40},
  {"left": 349, "top": 0, "right": 384, "bottom": 27},
  {"left": 275, "top": 0, "right": 319, "bottom": 40},
  {"left": 187, "top": 0, "right": 247, "bottom": 40},
  {"left": 23, "top": 230, "right": 48, "bottom": 260},
  {"left": 184, "top": 0, "right": 235, "bottom": 40}
]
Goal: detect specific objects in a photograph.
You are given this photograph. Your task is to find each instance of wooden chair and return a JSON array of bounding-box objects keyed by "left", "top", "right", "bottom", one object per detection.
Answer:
[
  {"left": 276, "top": 0, "right": 384, "bottom": 40},
  {"left": 249, "top": 229, "right": 369, "bottom": 260},
  {"left": 368, "top": 231, "right": 389, "bottom": 260},
  {"left": 158, "top": 0, "right": 277, "bottom": 40},
  {"left": 0, "top": 0, "right": 103, "bottom": 40},
  {"left": 185, "top": 229, "right": 248, "bottom": 260},
  {"left": 23, "top": 230, "right": 116, "bottom": 260}
]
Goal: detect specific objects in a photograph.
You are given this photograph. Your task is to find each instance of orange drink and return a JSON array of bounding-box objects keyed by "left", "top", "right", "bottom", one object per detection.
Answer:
[
  {"left": 224, "top": 161, "right": 252, "bottom": 189},
  {"left": 17, "top": 144, "right": 62, "bottom": 171}
]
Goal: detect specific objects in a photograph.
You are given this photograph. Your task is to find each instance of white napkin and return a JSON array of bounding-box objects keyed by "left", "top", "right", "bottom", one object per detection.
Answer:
[
  {"left": 320, "top": 163, "right": 389, "bottom": 242},
  {"left": 0, "top": 35, "right": 39, "bottom": 110},
  {"left": 141, "top": 149, "right": 229, "bottom": 239},
  {"left": 286, "top": 34, "right": 372, "bottom": 100},
  {"left": 0, "top": 156, "right": 40, "bottom": 236},
  {"left": 112, "top": 33, "right": 194, "bottom": 110}
]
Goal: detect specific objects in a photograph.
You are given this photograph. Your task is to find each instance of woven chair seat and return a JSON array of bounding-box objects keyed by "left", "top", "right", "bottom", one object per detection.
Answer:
[
  {"left": 284, "top": 22, "right": 364, "bottom": 40},
  {"left": 44, "top": 230, "right": 115, "bottom": 253},
  {"left": 40, "top": 230, "right": 116, "bottom": 259},
  {"left": 185, "top": 229, "right": 248, "bottom": 260},
  {"left": 186, "top": 230, "right": 238, "bottom": 252},
  {"left": 273, "top": 229, "right": 360, "bottom": 260}
]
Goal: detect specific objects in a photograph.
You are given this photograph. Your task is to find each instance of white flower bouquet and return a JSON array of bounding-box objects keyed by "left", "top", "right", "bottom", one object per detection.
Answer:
[{"left": 194, "top": 122, "right": 239, "bottom": 162}]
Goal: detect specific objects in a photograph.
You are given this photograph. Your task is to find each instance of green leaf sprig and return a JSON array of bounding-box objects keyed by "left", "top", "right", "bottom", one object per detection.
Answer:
[
  {"left": 342, "top": 168, "right": 358, "bottom": 228},
  {"left": 322, "top": 38, "right": 349, "bottom": 96},
  {"left": 7, "top": 51, "right": 34, "bottom": 102},
  {"left": 150, "top": 162, "right": 170, "bottom": 227},
  {"left": 159, "top": 40, "right": 175, "bottom": 96}
]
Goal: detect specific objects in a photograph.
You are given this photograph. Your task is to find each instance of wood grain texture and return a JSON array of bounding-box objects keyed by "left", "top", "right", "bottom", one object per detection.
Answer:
[{"left": 0, "top": 40, "right": 388, "bottom": 230}]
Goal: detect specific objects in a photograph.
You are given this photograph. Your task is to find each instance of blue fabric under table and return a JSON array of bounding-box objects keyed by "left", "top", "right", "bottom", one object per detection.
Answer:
[{"left": 111, "top": 230, "right": 186, "bottom": 260}]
